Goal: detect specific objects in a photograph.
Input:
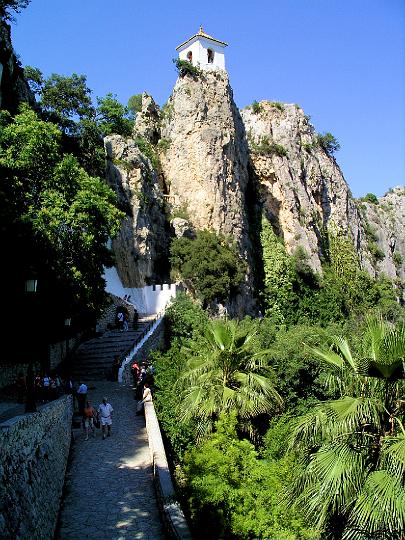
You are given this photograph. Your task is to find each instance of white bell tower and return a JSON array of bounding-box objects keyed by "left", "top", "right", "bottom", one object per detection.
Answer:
[{"left": 176, "top": 26, "right": 228, "bottom": 71}]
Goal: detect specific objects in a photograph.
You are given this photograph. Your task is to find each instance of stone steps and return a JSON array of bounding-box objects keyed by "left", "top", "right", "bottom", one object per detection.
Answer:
[{"left": 69, "top": 318, "right": 153, "bottom": 382}]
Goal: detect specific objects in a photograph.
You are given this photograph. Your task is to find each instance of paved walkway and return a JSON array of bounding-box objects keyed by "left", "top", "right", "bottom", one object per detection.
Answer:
[{"left": 57, "top": 381, "right": 166, "bottom": 540}]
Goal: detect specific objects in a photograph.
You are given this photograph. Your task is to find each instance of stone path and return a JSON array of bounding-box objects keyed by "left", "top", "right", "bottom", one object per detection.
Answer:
[{"left": 57, "top": 381, "right": 166, "bottom": 540}]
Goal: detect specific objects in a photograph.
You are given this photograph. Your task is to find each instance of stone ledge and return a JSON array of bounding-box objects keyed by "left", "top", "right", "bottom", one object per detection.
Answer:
[{"left": 144, "top": 400, "right": 193, "bottom": 539}]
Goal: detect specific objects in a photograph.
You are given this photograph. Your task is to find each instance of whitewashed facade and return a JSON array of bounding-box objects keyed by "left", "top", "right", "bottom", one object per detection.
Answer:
[{"left": 176, "top": 26, "right": 227, "bottom": 71}]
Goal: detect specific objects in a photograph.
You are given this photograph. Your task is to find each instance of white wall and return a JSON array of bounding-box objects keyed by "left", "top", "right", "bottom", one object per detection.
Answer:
[
  {"left": 103, "top": 266, "right": 176, "bottom": 315},
  {"left": 178, "top": 37, "right": 226, "bottom": 71}
]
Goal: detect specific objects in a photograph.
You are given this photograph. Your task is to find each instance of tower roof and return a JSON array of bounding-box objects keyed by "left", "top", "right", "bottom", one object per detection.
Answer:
[{"left": 176, "top": 26, "right": 228, "bottom": 51}]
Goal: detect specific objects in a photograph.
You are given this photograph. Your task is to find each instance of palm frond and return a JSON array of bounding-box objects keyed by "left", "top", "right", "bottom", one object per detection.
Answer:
[{"left": 345, "top": 469, "right": 405, "bottom": 539}]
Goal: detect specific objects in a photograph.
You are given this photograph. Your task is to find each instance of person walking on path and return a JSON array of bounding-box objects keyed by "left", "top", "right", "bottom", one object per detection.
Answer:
[
  {"left": 77, "top": 382, "right": 88, "bottom": 415},
  {"left": 83, "top": 400, "right": 97, "bottom": 440},
  {"left": 137, "top": 383, "right": 152, "bottom": 415},
  {"left": 98, "top": 397, "right": 113, "bottom": 440}
]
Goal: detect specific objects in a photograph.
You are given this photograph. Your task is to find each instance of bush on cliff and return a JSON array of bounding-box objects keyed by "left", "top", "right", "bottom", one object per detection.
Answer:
[{"left": 170, "top": 230, "right": 246, "bottom": 307}]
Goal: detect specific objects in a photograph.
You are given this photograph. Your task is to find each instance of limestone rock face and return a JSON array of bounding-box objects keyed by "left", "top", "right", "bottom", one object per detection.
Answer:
[
  {"left": 159, "top": 70, "right": 255, "bottom": 314},
  {"left": 241, "top": 102, "right": 373, "bottom": 275},
  {"left": 104, "top": 135, "right": 169, "bottom": 287},
  {"left": 359, "top": 187, "right": 405, "bottom": 282},
  {"left": 133, "top": 92, "right": 161, "bottom": 144},
  {"left": 0, "top": 21, "right": 34, "bottom": 112}
]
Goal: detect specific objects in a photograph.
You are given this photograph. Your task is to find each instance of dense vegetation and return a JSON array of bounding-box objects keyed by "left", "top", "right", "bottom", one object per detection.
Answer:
[
  {"left": 0, "top": 64, "right": 139, "bottom": 359},
  {"left": 153, "top": 213, "right": 404, "bottom": 539}
]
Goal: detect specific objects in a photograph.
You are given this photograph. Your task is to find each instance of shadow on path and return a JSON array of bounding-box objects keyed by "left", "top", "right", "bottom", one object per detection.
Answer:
[{"left": 56, "top": 381, "right": 165, "bottom": 540}]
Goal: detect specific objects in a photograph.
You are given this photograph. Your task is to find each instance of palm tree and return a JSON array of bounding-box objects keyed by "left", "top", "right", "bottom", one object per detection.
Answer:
[
  {"left": 176, "top": 319, "right": 282, "bottom": 439},
  {"left": 288, "top": 316, "right": 405, "bottom": 540}
]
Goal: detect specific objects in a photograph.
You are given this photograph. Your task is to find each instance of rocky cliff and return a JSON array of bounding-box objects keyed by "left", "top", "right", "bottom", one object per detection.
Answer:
[
  {"left": 240, "top": 101, "right": 404, "bottom": 282},
  {"left": 0, "top": 21, "right": 34, "bottom": 112},
  {"left": 104, "top": 134, "right": 169, "bottom": 287},
  {"left": 106, "top": 78, "right": 404, "bottom": 312}
]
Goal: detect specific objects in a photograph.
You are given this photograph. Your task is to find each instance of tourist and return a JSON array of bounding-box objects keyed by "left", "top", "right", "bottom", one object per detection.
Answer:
[
  {"left": 77, "top": 381, "right": 88, "bottom": 415},
  {"left": 123, "top": 311, "right": 129, "bottom": 332},
  {"left": 117, "top": 310, "right": 124, "bottom": 330},
  {"left": 98, "top": 397, "right": 113, "bottom": 440},
  {"left": 112, "top": 355, "right": 121, "bottom": 381},
  {"left": 131, "top": 361, "right": 140, "bottom": 385},
  {"left": 42, "top": 373, "right": 50, "bottom": 402},
  {"left": 133, "top": 308, "right": 139, "bottom": 329},
  {"left": 137, "top": 383, "right": 152, "bottom": 415},
  {"left": 83, "top": 400, "right": 97, "bottom": 440}
]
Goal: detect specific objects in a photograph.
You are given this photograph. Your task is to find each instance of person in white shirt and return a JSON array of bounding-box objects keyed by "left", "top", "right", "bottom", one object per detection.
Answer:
[
  {"left": 76, "top": 382, "right": 88, "bottom": 415},
  {"left": 98, "top": 397, "right": 114, "bottom": 440}
]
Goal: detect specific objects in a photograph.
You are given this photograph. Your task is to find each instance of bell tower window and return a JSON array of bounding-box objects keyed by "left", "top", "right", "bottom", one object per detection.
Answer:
[
  {"left": 187, "top": 51, "right": 193, "bottom": 62},
  {"left": 207, "top": 49, "right": 214, "bottom": 63}
]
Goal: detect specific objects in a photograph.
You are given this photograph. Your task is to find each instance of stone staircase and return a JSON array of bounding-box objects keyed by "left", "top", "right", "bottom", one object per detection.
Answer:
[{"left": 70, "top": 316, "right": 154, "bottom": 382}]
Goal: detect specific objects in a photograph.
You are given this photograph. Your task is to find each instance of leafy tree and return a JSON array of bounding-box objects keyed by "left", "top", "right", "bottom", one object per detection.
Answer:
[
  {"left": 0, "top": 106, "right": 123, "bottom": 337},
  {"left": 40, "top": 72, "right": 95, "bottom": 132},
  {"left": 361, "top": 192, "right": 379, "bottom": 204},
  {"left": 316, "top": 132, "right": 340, "bottom": 156},
  {"left": 127, "top": 93, "right": 143, "bottom": 116},
  {"left": 96, "top": 93, "right": 133, "bottom": 137},
  {"left": 164, "top": 292, "right": 208, "bottom": 342},
  {"left": 170, "top": 230, "right": 246, "bottom": 307},
  {"left": 176, "top": 318, "right": 282, "bottom": 439},
  {"left": 0, "top": 0, "right": 30, "bottom": 21},
  {"left": 184, "top": 413, "right": 318, "bottom": 540},
  {"left": 260, "top": 215, "right": 296, "bottom": 322},
  {"left": 288, "top": 317, "right": 405, "bottom": 539}
]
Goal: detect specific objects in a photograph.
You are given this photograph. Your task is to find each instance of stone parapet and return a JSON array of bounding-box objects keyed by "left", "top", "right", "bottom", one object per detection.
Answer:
[
  {"left": 0, "top": 395, "right": 73, "bottom": 539},
  {"left": 120, "top": 316, "right": 166, "bottom": 384},
  {"left": 144, "top": 400, "right": 193, "bottom": 539}
]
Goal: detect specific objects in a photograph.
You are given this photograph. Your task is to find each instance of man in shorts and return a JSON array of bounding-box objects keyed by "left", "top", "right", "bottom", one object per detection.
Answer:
[{"left": 98, "top": 397, "right": 113, "bottom": 440}]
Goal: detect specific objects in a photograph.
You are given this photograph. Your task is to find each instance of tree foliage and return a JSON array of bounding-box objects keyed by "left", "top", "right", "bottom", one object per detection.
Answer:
[
  {"left": 0, "top": 0, "right": 30, "bottom": 21},
  {"left": 0, "top": 105, "right": 124, "bottom": 330},
  {"left": 288, "top": 317, "right": 405, "bottom": 539},
  {"left": 175, "top": 318, "right": 282, "bottom": 440},
  {"left": 184, "top": 413, "right": 318, "bottom": 540},
  {"left": 170, "top": 230, "right": 246, "bottom": 307},
  {"left": 316, "top": 132, "right": 340, "bottom": 156}
]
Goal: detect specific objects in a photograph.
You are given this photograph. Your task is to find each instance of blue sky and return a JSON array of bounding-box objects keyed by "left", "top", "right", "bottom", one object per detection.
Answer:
[{"left": 10, "top": 0, "right": 404, "bottom": 198}]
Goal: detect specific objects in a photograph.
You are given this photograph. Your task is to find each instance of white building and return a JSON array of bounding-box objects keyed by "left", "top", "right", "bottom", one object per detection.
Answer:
[{"left": 176, "top": 26, "right": 227, "bottom": 71}]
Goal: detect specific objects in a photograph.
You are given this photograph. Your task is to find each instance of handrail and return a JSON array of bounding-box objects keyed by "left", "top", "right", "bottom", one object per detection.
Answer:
[{"left": 118, "top": 310, "right": 165, "bottom": 383}]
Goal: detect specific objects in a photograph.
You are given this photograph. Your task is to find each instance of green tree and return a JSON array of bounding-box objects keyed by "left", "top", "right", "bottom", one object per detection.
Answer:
[
  {"left": 40, "top": 72, "right": 95, "bottom": 132},
  {"left": 127, "top": 93, "right": 143, "bottom": 116},
  {"left": 316, "top": 132, "right": 340, "bottom": 156},
  {"left": 260, "top": 214, "right": 296, "bottom": 322},
  {"left": 288, "top": 317, "right": 405, "bottom": 539},
  {"left": 96, "top": 93, "right": 133, "bottom": 136},
  {"left": 176, "top": 319, "right": 282, "bottom": 439},
  {"left": 0, "top": 106, "right": 123, "bottom": 329},
  {"left": 184, "top": 413, "right": 318, "bottom": 540},
  {"left": 170, "top": 230, "right": 246, "bottom": 307},
  {"left": 0, "top": 0, "right": 30, "bottom": 21}
]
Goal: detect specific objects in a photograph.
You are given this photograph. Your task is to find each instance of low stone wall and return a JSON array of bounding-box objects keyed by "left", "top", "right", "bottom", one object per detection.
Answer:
[
  {"left": 144, "top": 400, "right": 193, "bottom": 539},
  {"left": 120, "top": 318, "right": 166, "bottom": 384},
  {"left": 0, "top": 395, "right": 73, "bottom": 539},
  {"left": 0, "top": 362, "right": 40, "bottom": 389},
  {"left": 49, "top": 335, "right": 81, "bottom": 371}
]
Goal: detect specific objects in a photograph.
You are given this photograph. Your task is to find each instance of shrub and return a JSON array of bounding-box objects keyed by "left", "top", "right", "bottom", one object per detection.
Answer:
[
  {"left": 393, "top": 251, "right": 403, "bottom": 267},
  {"left": 173, "top": 58, "right": 200, "bottom": 78},
  {"left": 361, "top": 192, "right": 379, "bottom": 204},
  {"left": 170, "top": 230, "right": 246, "bottom": 306},
  {"left": 169, "top": 202, "right": 190, "bottom": 221},
  {"left": 134, "top": 136, "right": 159, "bottom": 170},
  {"left": 252, "top": 135, "right": 287, "bottom": 157},
  {"left": 157, "top": 137, "right": 171, "bottom": 152},
  {"left": 251, "top": 100, "right": 262, "bottom": 114},
  {"left": 368, "top": 241, "right": 385, "bottom": 262},
  {"left": 270, "top": 101, "right": 284, "bottom": 111},
  {"left": 316, "top": 132, "right": 340, "bottom": 156}
]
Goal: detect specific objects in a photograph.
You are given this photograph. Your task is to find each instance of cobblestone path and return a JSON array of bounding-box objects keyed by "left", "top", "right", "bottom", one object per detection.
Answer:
[{"left": 57, "top": 381, "right": 166, "bottom": 540}]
